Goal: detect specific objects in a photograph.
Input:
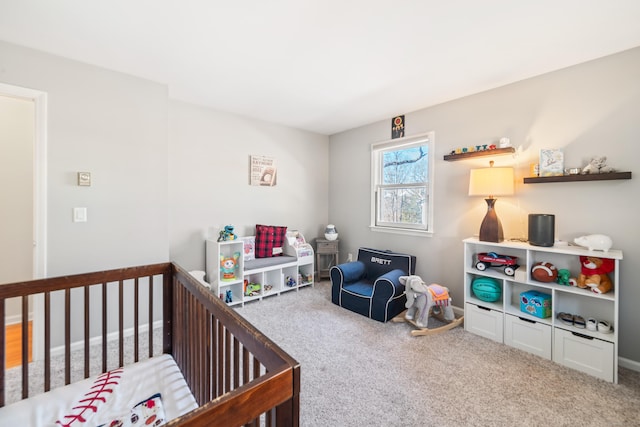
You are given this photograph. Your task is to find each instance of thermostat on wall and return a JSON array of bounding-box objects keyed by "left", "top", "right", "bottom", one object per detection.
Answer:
[{"left": 78, "top": 172, "right": 91, "bottom": 186}]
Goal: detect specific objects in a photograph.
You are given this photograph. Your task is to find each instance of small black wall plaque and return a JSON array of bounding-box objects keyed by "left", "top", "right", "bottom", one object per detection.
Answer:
[{"left": 391, "top": 115, "right": 404, "bottom": 139}]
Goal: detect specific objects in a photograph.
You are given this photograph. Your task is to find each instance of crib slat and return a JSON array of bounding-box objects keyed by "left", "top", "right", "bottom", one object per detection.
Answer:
[
  {"left": 21, "top": 296, "right": 29, "bottom": 397},
  {"left": 84, "top": 286, "right": 90, "bottom": 379},
  {"left": 134, "top": 277, "right": 139, "bottom": 362},
  {"left": 148, "top": 275, "right": 153, "bottom": 359},
  {"left": 217, "top": 320, "right": 224, "bottom": 398},
  {"left": 119, "top": 279, "right": 124, "bottom": 368},
  {"left": 233, "top": 336, "right": 240, "bottom": 389},
  {"left": 44, "top": 291, "right": 51, "bottom": 392},
  {"left": 102, "top": 282, "right": 107, "bottom": 372},
  {"left": 225, "top": 328, "right": 232, "bottom": 393},
  {"left": 65, "top": 288, "right": 71, "bottom": 386}
]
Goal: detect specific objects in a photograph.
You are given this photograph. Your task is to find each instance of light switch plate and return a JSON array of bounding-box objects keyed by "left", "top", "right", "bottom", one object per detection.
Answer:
[{"left": 73, "top": 207, "right": 87, "bottom": 222}]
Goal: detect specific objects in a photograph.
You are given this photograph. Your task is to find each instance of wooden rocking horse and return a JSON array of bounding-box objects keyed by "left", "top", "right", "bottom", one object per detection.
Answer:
[{"left": 392, "top": 275, "right": 464, "bottom": 336}]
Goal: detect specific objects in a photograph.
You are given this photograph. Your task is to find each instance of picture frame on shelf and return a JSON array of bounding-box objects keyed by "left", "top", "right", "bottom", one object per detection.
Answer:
[{"left": 539, "top": 149, "right": 564, "bottom": 177}]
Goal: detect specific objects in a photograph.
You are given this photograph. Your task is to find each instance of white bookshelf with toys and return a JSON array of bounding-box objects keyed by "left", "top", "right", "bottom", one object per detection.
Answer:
[
  {"left": 463, "top": 237, "right": 622, "bottom": 383},
  {"left": 206, "top": 230, "right": 314, "bottom": 307}
]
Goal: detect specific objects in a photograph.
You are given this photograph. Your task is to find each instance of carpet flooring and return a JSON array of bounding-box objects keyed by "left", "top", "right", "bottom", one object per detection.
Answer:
[
  {"left": 5, "top": 281, "right": 640, "bottom": 426},
  {"left": 235, "top": 281, "right": 640, "bottom": 427}
]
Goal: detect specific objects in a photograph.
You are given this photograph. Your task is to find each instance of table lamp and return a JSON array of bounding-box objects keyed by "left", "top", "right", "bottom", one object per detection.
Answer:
[{"left": 468, "top": 161, "right": 514, "bottom": 242}]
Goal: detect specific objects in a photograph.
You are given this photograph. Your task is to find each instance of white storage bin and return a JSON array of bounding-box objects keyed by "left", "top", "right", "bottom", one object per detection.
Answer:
[
  {"left": 553, "top": 328, "right": 614, "bottom": 382},
  {"left": 465, "top": 303, "right": 503, "bottom": 343},
  {"left": 505, "top": 314, "right": 552, "bottom": 359}
]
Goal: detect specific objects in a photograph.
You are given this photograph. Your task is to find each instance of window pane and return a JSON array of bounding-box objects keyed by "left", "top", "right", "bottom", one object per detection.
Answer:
[
  {"left": 382, "top": 145, "right": 428, "bottom": 185},
  {"left": 379, "top": 187, "right": 426, "bottom": 226}
]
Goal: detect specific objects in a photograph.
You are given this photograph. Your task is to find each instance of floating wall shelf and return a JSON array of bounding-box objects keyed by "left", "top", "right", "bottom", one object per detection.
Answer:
[
  {"left": 443, "top": 147, "right": 515, "bottom": 161},
  {"left": 523, "top": 171, "right": 632, "bottom": 184}
]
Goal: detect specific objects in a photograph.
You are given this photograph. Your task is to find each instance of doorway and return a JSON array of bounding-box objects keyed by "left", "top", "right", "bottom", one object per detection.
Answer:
[{"left": 0, "top": 83, "right": 47, "bottom": 365}]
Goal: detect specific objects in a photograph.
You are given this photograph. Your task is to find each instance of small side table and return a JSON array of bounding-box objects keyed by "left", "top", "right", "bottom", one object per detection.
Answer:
[{"left": 316, "top": 239, "right": 339, "bottom": 280}]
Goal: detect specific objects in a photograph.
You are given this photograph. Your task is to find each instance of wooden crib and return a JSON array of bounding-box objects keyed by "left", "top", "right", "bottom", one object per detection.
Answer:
[{"left": 0, "top": 262, "right": 300, "bottom": 426}]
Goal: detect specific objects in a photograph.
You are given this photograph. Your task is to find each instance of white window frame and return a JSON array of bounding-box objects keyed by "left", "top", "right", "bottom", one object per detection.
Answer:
[{"left": 370, "top": 132, "right": 435, "bottom": 236}]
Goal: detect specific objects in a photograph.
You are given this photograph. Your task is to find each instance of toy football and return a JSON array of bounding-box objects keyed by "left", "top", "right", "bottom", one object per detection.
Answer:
[{"left": 531, "top": 261, "right": 558, "bottom": 282}]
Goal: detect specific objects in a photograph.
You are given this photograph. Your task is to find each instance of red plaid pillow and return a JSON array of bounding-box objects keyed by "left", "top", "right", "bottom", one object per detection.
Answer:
[{"left": 255, "top": 224, "right": 287, "bottom": 258}]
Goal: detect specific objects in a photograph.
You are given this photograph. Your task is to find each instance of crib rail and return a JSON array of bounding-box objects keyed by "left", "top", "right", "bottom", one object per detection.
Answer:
[
  {"left": 0, "top": 263, "right": 300, "bottom": 426},
  {"left": 168, "top": 264, "right": 300, "bottom": 427}
]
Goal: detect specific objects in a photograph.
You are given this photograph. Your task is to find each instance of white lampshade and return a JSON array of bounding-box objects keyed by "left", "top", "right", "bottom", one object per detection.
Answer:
[{"left": 468, "top": 167, "right": 514, "bottom": 198}]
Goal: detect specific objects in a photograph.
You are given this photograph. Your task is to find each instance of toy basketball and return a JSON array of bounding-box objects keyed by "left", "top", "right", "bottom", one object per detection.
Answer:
[{"left": 472, "top": 277, "right": 501, "bottom": 302}]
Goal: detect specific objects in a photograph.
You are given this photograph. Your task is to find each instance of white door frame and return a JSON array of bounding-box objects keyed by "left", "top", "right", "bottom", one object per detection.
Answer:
[{"left": 0, "top": 82, "right": 47, "bottom": 360}]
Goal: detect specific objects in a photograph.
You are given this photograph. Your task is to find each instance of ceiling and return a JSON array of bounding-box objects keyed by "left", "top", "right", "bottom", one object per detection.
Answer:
[{"left": 1, "top": 1, "right": 640, "bottom": 135}]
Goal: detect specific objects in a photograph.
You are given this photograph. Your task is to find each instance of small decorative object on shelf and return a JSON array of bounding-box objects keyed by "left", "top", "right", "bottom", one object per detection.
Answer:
[
  {"left": 575, "top": 256, "right": 614, "bottom": 294},
  {"left": 539, "top": 149, "right": 564, "bottom": 177},
  {"left": 573, "top": 234, "right": 613, "bottom": 252},
  {"left": 520, "top": 290, "right": 552, "bottom": 318},
  {"left": 220, "top": 252, "right": 240, "bottom": 280},
  {"left": 582, "top": 156, "right": 614, "bottom": 174},
  {"left": 324, "top": 224, "right": 338, "bottom": 241},
  {"left": 217, "top": 224, "right": 237, "bottom": 241},
  {"left": 531, "top": 261, "right": 559, "bottom": 282}
]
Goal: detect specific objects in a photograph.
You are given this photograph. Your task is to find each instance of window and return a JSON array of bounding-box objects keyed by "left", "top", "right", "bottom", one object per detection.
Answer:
[{"left": 371, "top": 132, "right": 434, "bottom": 234}]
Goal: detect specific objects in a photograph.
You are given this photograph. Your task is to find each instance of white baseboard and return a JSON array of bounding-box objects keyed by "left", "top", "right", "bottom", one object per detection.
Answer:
[
  {"left": 5, "top": 314, "right": 33, "bottom": 325},
  {"left": 48, "top": 320, "right": 164, "bottom": 359},
  {"left": 452, "top": 305, "right": 464, "bottom": 317},
  {"left": 619, "top": 357, "right": 640, "bottom": 373}
]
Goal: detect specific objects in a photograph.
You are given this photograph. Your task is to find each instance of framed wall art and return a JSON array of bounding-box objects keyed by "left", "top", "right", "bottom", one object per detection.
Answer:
[{"left": 250, "top": 155, "right": 277, "bottom": 186}]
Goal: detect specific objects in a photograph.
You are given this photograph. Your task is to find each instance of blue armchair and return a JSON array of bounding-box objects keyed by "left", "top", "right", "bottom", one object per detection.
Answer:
[{"left": 330, "top": 247, "right": 416, "bottom": 322}]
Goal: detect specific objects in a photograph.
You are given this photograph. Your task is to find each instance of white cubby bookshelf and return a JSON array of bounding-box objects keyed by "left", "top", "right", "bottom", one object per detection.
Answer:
[
  {"left": 206, "top": 230, "right": 314, "bottom": 307},
  {"left": 463, "top": 237, "right": 622, "bottom": 383}
]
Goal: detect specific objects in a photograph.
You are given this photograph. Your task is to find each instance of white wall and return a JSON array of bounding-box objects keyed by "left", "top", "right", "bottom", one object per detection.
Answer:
[
  {"left": 0, "top": 41, "right": 169, "bottom": 347},
  {"left": 329, "top": 47, "right": 640, "bottom": 364},
  {"left": 0, "top": 40, "right": 330, "bottom": 347},
  {"left": 168, "top": 100, "right": 330, "bottom": 271},
  {"left": 0, "top": 41, "right": 169, "bottom": 276}
]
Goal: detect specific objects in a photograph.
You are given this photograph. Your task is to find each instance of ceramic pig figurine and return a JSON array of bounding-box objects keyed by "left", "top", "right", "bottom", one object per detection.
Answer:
[{"left": 574, "top": 234, "right": 613, "bottom": 252}]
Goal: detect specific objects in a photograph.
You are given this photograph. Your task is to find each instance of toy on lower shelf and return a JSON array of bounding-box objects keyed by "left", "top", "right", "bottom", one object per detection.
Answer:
[
  {"left": 244, "top": 279, "right": 261, "bottom": 296},
  {"left": 220, "top": 252, "right": 241, "bottom": 280}
]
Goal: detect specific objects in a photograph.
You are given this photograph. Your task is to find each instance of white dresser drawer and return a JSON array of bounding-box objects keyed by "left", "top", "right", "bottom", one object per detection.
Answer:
[
  {"left": 505, "top": 314, "right": 552, "bottom": 359},
  {"left": 465, "top": 303, "right": 503, "bottom": 343},
  {"left": 553, "top": 328, "right": 614, "bottom": 382}
]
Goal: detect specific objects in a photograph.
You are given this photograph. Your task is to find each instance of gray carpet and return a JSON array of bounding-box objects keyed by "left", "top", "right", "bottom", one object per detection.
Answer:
[{"left": 235, "top": 281, "right": 640, "bottom": 427}]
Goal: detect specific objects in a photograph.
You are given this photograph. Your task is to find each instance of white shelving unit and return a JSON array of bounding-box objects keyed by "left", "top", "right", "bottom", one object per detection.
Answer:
[
  {"left": 206, "top": 231, "right": 314, "bottom": 307},
  {"left": 463, "top": 237, "right": 622, "bottom": 383}
]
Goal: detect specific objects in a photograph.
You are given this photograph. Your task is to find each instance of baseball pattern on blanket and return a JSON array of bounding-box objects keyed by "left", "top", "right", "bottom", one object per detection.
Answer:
[
  {"left": 55, "top": 368, "right": 165, "bottom": 427},
  {"left": 57, "top": 369, "right": 124, "bottom": 426}
]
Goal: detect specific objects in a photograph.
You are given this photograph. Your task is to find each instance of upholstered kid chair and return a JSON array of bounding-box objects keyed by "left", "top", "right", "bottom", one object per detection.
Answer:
[{"left": 330, "top": 247, "right": 416, "bottom": 322}]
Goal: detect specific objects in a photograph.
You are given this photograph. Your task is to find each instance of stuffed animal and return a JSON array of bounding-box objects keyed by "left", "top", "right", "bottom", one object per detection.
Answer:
[
  {"left": 582, "top": 156, "right": 613, "bottom": 174},
  {"left": 220, "top": 252, "right": 241, "bottom": 280},
  {"left": 575, "top": 256, "right": 615, "bottom": 294},
  {"left": 556, "top": 269, "right": 573, "bottom": 286},
  {"left": 217, "top": 225, "right": 237, "bottom": 242}
]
